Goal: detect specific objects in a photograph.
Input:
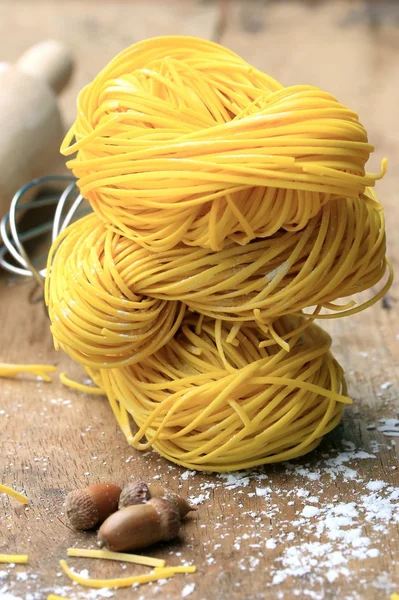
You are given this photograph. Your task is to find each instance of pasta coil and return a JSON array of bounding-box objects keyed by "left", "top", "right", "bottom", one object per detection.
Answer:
[
  {"left": 86, "top": 314, "right": 351, "bottom": 471},
  {"left": 62, "top": 37, "right": 385, "bottom": 252}
]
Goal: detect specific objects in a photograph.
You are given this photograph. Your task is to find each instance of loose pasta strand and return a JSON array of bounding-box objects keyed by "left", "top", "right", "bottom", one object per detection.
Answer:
[
  {"left": 0, "top": 554, "right": 28, "bottom": 564},
  {"left": 0, "top": 363, "right": 56, "bottom": 382},
  {"left": 60, "top": 372, "right": 105, "bottom": 395},
  {"left": 0, "top": 484, "right": 29, "bottom": 504}
]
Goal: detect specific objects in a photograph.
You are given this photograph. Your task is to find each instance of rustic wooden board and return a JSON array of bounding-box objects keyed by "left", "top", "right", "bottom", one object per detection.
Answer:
[{"left": 0, "top": 1, "right": 398, "bottom": 599}]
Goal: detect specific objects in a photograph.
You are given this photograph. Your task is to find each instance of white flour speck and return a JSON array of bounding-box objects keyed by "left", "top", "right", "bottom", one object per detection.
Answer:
[
  {"left": 181, "top": 470, "right": 196, "bottom": 481},
  {"left": 366, "top": 481, "right": 387, "bottom": 492},
  {"left": 182, "top": 583, "right": 196, "bottom": 597},
  {"left": 301, "top": 506, "right": 320, "bottom": 518},
  {"left": 256, "top": 486, "right": 271, "bottom": 497},
  {"left": 380, "top": 381, "right": 392, "bottom": 390},
  {"left": 377, "top": 419, "right": 399, "bottom": 437}
]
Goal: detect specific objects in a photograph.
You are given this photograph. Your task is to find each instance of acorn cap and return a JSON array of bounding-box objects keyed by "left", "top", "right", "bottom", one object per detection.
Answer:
[
  {"left": 148, "top": 496, "right": 181, "bottom": 541},
  {"left": 118, "top": 481, "right": 150, "bottom": 509},
  {"left": 148, "top": 485, "right": 196, "bottom": 519}
]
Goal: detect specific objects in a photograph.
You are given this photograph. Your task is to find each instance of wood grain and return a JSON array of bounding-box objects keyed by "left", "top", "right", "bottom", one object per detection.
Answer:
[{"left": 0, "top": 1, "right": 398, "bottom": 599}]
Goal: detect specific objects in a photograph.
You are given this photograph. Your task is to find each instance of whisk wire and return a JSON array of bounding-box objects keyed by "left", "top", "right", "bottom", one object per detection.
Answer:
[{"left": 0, "top": 175, "right": 85, "bottom": 282}]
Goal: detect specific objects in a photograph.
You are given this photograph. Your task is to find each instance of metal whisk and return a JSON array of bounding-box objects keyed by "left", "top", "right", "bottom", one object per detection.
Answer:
[{"left": 0, "top": 175, "right": 90, "bottom": 284}]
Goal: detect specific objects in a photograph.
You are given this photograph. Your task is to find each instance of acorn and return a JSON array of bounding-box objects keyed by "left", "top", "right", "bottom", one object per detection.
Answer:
[
  {"left": 119, "top": 482, "right": 195, "bottom": 518},
  {"left": 65, "top": 483, "right": 122, "bottom": 530},
  {"left": 97, "top": 496, "right": 181, "bottom": 552}
]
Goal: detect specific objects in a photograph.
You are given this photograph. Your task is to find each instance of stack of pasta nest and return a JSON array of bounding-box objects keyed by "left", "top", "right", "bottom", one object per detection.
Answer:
[{"left": 45, "top": 37, "right": 391, "bottom": 472}]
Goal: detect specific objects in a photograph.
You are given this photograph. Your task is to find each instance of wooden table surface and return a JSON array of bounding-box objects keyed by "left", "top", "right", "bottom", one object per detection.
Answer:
[{"left": 0, "top": 1, "right": 398, "bottom": 599}]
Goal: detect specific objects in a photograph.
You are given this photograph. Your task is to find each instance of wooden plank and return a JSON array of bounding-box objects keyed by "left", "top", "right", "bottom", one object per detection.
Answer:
[{"left": 1, "top": 1, "right": 399, "bottom": 599}]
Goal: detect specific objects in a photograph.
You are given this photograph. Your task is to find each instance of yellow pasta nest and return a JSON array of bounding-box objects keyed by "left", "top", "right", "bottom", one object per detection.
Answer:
[
  {"left": 46, "top": 36, "right": 391, "bottom": 472},
  {"left": 86, "top": 314, "right": 350, "bottom": 471},
  {"left": 47, "top": 192, "right": 389, "bottom": 367},
  {"left": 61, "top": 37, "right": 385, "bottom": 252}
]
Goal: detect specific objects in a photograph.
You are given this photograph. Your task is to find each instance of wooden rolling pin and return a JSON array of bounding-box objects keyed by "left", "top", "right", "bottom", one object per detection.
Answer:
[{"left": 0, "top": 40, "right": 74, "bottom": 220}]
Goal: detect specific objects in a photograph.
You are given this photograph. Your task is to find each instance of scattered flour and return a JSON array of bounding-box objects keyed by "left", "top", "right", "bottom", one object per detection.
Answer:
[
  {"left": 366, "top": 480, "right": 387, "bottom": 492},
  {"left": 77, "top": 569, "right": 90, "bottom": 579},
  {"left": 181, "top": 470, "right": 196, "bottom": 481},
  {"left": 378, "top": 418, "right": 399, "bottom": 437},
  {"left": 0, "top": 590, "right": 23, "bottom": 600},
  {"left": 181, "top": 583, "right": 196, "bottom": 597},
  {"left": 301, "top": 506, "right": 320, "bottom": 518},
  {"left": 50, "top": 397, "right": 72, "bottom": 407},
  {"left": 217, "top": 473, "right": 252, "bottom": 489},
  {"left": 194, "top": 441, "right": 399, "bottom": 595},
  {"left": 380, "top": 381, "right": 393, "bottom": 390},
  {"left": 188, "top": 491, "right": 210, "bottom": 505},
  {"left": 255, "top": 486, "right": 271, "bottom": 497}
]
